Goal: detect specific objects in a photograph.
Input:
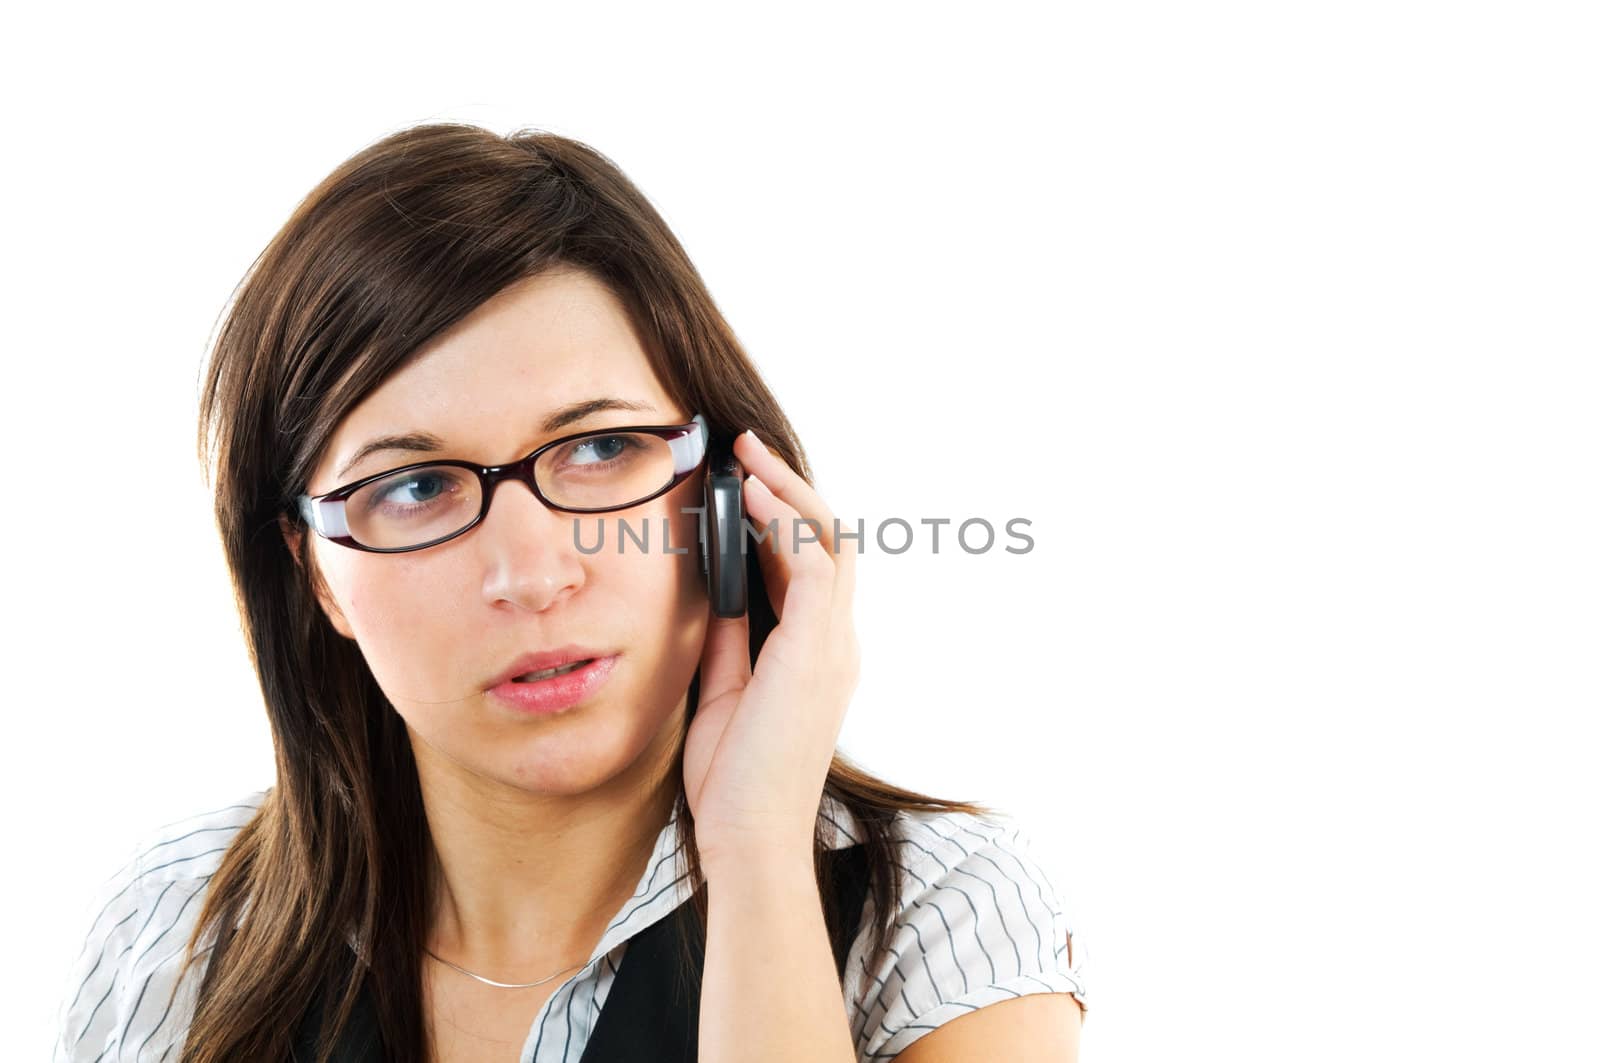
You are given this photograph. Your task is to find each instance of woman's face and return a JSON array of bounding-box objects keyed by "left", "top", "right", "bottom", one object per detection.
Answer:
[{"left": 291, "top": 267, "right": 709, "bottom": 795}]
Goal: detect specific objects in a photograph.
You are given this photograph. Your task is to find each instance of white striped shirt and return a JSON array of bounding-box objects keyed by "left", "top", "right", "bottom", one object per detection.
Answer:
[{"left": 55, "top": 790, "right": 1087, "bottom": 1061}]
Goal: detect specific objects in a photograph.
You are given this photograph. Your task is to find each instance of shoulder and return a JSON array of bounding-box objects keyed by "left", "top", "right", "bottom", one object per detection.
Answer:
[
  {"left": 53, "top": 790, "right": 270, "bottom": 1062},
  {"left": 845, "top": 805, "right": 1089, "bottom": 1061}
]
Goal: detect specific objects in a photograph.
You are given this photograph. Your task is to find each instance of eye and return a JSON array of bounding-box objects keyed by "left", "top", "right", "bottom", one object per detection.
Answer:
[
  {"left": 369, "top": 469, "right": 465, "bottom": 510},
  {"left": 569, "top": 436, "right": 629, "bottom": 463}
]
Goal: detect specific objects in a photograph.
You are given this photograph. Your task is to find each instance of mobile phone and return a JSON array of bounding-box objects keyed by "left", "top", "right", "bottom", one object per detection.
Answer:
[{"left": 701, "top": 431, "right": 748, "bottom": 617}]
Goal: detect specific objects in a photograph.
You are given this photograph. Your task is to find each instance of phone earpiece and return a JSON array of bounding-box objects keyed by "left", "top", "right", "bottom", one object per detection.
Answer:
[{"left": 702, "top": 432, "right": 748, "bottom": 617}]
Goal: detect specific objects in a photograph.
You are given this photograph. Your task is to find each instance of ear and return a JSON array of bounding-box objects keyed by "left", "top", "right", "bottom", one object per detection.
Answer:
[
  {"left": 279, "top": 513, "right": 356, "bottom": 641},
  {"left": 278, "top": 513, "right": 305, "bottom": 572}
]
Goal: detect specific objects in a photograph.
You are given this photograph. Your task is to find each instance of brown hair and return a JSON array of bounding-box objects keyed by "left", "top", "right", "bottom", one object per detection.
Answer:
[{"left": 180, "top": 122, "right": 995, "bottom": 1062}]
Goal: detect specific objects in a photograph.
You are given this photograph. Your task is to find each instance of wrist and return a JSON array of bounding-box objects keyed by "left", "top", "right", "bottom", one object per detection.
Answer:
[{"left": 699, "top": 839, "right": 815, "bottom": 890}]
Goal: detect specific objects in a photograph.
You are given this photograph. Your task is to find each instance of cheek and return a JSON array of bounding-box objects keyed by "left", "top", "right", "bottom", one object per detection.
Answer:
[
  {"left": 332, "top": 557, "right": 471, "bottom": 690},
  {"left": 658, "top": 485, "right": 713, "bottom": 606},
  {"left": 347, "top": 562, "right": 436, "bottom": 630},
  {"left": 610, "top": 515, "right": 711, "bottom": 698},
  {"left": 594, "top": 508, "right": 703, "bottom": 610},
  {"left": 594, "top": 490, "right": 711, "bottom": 650}
]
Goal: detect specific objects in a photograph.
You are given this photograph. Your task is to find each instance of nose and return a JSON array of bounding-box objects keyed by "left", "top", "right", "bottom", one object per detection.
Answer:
[{"left": 475, "top": 475, "right": 586, "bottom": 612}]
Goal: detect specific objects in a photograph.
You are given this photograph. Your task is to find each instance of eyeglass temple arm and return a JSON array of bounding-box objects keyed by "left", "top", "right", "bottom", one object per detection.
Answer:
[
  {"left": 669, "top": 414, "right": 709, "bottom": 474},
  {"left": 297, "top": 494, "right": 350, "bottom": 538}
]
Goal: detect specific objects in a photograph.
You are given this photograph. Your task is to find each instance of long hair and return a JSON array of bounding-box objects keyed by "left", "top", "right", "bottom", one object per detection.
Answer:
[{"left": 181, "top": 122, "right": 995, "bottom": 1062}]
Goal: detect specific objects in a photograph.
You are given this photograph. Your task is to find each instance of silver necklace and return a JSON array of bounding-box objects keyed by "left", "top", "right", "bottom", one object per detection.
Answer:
[{"left": 423, "top": 945, "right": 587, "bottom": 990}]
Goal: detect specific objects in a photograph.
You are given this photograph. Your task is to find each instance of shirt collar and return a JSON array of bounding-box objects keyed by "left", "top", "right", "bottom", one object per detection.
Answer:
[
  {"left": 583, "top": 792, "right": 864, "bottom": 967},
  {"left": 343, "top": 793, "right": 865, "bottom": 968}
]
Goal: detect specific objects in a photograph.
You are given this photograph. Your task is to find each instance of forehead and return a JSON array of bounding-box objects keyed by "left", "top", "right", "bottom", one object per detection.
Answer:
[{"left": 319, "top": 268, "right": 673, "bottom": 476}]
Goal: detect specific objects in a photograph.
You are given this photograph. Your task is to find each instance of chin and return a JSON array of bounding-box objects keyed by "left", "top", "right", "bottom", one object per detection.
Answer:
[{"left": 493, "top": 712, "right": 650, "bottom": 788}]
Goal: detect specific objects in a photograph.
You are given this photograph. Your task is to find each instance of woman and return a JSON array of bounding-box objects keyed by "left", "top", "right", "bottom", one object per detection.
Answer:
[{"left": 53, "top": 123, "right": 1086, "bottom": 1062}]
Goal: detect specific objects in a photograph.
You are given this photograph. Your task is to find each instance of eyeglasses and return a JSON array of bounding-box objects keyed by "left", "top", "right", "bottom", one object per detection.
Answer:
[{"left": 296, "top": 414, "right": 708, "bottom": 553}]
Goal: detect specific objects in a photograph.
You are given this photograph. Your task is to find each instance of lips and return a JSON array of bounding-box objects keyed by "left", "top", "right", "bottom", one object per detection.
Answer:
[
  {"left": 488, "top": 655, "right": 618, "bottom": 715},
  {"left": 487, "top": 645, "right": 611, "bottom": 690}
]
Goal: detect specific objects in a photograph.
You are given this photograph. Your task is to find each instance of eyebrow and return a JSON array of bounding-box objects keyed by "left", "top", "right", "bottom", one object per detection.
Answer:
[{"left": 335, "top": 397, "right": 660, "bottom": 480}]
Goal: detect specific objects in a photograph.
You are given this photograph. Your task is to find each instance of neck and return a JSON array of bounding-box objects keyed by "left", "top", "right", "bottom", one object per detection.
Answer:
[{"left": 414, "top": 698, "right": 685, "bottom": 980}]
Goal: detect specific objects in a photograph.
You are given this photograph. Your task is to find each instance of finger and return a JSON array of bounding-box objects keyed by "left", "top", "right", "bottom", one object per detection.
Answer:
[
  {"left": 742, "top": 471, "right": 836, "bottom": 633},
  {"left": 696, "top": 609, "right": 751, "bottom": 711},
  {"left": 733, "top": 430, "right": 858, "bottom": 606}
]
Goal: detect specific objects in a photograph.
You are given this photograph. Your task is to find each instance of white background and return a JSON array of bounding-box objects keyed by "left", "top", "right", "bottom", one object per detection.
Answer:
[{"left": 5, "top": 3, "right": 1596, "bottom": 1060}]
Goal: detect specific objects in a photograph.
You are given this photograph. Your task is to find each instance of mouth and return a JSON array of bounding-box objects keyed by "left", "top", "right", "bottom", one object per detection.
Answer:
[
  {"left": 488, "top": 654, "right": 619, "bottom": 715},
  {"left": 488, "top": 645, "right": 611, "bottom": 689},
  {"left": 512, "top": 659, "right": 595, "bottom": 682}
]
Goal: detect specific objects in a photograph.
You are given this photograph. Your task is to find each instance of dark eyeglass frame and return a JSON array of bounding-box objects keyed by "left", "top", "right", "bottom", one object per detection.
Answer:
[{"left": 295, "top": 413, "right": 708, "bottom": 554}]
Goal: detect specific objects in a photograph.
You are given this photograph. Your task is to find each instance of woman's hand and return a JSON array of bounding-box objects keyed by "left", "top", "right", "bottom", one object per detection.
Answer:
[{"left": 681, "top": 429, "right": 860, "bottom": 876}]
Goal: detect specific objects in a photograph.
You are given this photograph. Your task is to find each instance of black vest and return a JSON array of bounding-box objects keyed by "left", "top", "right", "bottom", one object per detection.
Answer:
[{"left": 289, "top": 843, "right": 871, "bottom": 1062}]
